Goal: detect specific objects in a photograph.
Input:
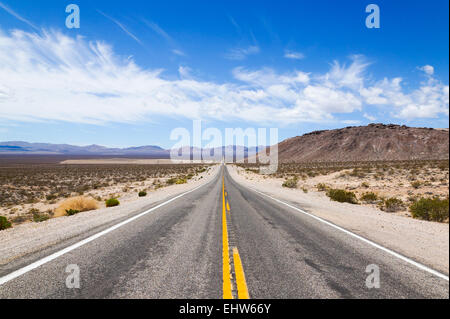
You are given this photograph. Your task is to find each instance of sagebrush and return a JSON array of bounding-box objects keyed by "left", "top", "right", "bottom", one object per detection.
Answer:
[
  {"left": 410, "top": 197, "right": 449, "bottom": 222},
  {"left": 326, "top": 189, "right": 358, "bottom": 204}
]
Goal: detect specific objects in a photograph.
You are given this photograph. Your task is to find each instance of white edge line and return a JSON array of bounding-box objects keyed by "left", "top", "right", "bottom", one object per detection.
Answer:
[
  {"left": 0, "top": 181, "right": 209, "bottom": 286},
  {"left": 251, "top": 188, "right": 449, "bottom": 282}
]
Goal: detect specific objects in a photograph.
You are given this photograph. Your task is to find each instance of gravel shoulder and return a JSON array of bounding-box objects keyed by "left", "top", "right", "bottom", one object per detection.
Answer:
[
  {"left": 227, "top": 165, "right": 449, "bottom": 275},
  {"left": 0, "top": 165, "right": 220, "bottom": 266}
]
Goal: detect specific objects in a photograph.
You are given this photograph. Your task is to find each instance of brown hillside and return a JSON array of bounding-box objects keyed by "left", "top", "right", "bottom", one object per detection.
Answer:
[{"left": 276, "top": 124, "right": 449, "bottom": 163}]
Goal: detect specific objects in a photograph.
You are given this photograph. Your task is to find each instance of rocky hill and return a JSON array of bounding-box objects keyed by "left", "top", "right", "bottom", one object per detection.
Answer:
[{"left": 276, "top": 124, "right": 449, "bottom": 163}]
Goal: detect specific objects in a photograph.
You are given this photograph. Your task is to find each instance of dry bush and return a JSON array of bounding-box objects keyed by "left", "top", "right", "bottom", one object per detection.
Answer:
[
  {"left": 410, "top": 197, "right": 449, "bottom": 222},
  {"left": 411, "top": 181, "right": 422, "bottom": 189},
  {"left": 282, "top": 177, "right": 298, "bottom": 189},
  {"left": 379, "top": 197, "right": 405, "bottom": 212},
  {"left": 55, "top": 196, "right": 99, "bottom": 217},
  {"left": 326, "top": 189, "right": 358, "bottom": 204},
  {"left": 316, "top": 183, "right": 329, "bottom": 191},
  {"left": 360, "top": 192, "right": 379, "bottom": 204}
]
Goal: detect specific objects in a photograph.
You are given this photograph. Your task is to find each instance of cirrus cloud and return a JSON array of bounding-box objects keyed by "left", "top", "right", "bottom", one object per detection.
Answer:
[
  {"left": 284, "top": 50, "right": 305, "bottom": 60},
  {"left": 224, "top": 45, "right": 260, "bottom": 60}
]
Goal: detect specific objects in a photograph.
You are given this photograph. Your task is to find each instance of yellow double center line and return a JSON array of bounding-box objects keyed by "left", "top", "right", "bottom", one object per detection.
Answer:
[
  {"left": 222, "top": 172, "right": 250, "bottom": 299},
  {"left": 222, "top": 174, "right": 233, "bottom": 299}
]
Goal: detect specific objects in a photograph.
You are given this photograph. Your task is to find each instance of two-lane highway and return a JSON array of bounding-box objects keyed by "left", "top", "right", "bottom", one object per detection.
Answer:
[{"left": 0, "top": 165, "right": 448, "bottom": 298}]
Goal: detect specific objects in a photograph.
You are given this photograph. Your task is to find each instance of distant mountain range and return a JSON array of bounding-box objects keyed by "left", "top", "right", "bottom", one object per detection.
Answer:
[
  {"left": 0, "top": 141, "right": 261, "bottom": 159},
  {"left": 1, "top": 124, "right": 448, "bottom": 162},
  {"left": 0, "top": 141, "right": 170, "bottom": 156}
]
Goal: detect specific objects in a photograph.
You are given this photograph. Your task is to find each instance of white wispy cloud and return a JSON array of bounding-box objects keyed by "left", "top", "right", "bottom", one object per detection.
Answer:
[
  {"left": 143, "top": 19, "right": 173, "bottom": 43},
  {"left": 172, "top": 49, "right": 185, "bottom": 56},
  {"left": 228, "top": 16, "right": 242, "bottom": 35},
  {"left": 98, "top": 11, "right": 142, "bottom": 45},
  {"left": 284, "top": 50, "right": 305, "bottom": 60},
  {"left": 0, "top": 1, "right": 38, "bottom": 30},
  {"left": 322, "top": 55, "right": 370, "bottom": 90},
  {"left": 342, "top": 120, "right": 361, "bottom": 125},
  {"left": 363, "top": 113, "right": 377, "bottom": 121},
  {"left": 144, "top": 20, "right": 186, "bottom": 56},
  {"left": 225, "top": 45, "right": 260, "bottom": 60},
  {"left": 178, "top": 66, "right": 192, "bottom": 79},
  {"left": 0, "top": 29, "right": 447, "bottom": 126},
  {"left": 232, "top": 67, "right": 310, "bottom": 87}
]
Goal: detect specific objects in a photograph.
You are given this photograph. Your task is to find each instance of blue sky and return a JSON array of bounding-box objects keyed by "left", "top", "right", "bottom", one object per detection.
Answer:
[{"left": 0, "top": 0, "right": 448, "bottom": 148}]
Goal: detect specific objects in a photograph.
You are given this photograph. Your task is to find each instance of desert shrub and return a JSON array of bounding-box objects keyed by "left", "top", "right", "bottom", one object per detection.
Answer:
[
  {"left": 326, "top": 189, "right": 358, "bottom": 204},
  {"left": 33, "top": 211, "right": 50, "bottom": 223},
  {"left": 0, "top": 216, "right": 12, "bottom": 230},
  {"left": 407, "top": 195, "right": 418, "bottom": 203},
  {"left": 349, "top": 168, "right": 365, "bottom": 178},
  {"left": 360, "top": 192, "right": 379, "bottom": 204},
  {"left": 306, "top": 171, "right": 318, "bottom": 177},
  {"left": 55, "top": 196, "right": 99, "bottom": 217},
  {"left": 316, "top": 183, "right": 329, "bottom": 191},
  {"left": 175, "top": 178, "right": 187, "bottom": 185},
  {"left": 138, "top": 191, "right": 147, "bottom": 197},
  {"left": 46, "top": 194, "right": 57, "bottom": 201},
  {"left": 166, "top": 178, "right": 177, "bottom": 185},
  {"left": 380, "top": 197, "right": 405, "bottom": 212},
  {"left": 66, "top": 209, "right": 80, "bottom": 216},
  {"left": 282, "top": 177, "right": 298, "bottom": 189},
  {"left": 410, "top": 197, "right": 449, "bottom": 222},
  {"left": 411, "top": 181, "right": 422, "bottom": 189},
  {"left": 28, "top": 208, "right": 41, "bottom": 215},
  {"left": 105, "top": 198, "right": 120, "bottom": 207},
  {"left": 11, "top": 215, "right": 29, "bottom": 224}
]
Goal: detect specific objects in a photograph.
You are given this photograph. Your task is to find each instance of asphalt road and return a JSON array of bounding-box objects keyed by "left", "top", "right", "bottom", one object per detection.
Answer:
[{"left": 0, "top": 165, "right": 448, "bottom": 299}]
